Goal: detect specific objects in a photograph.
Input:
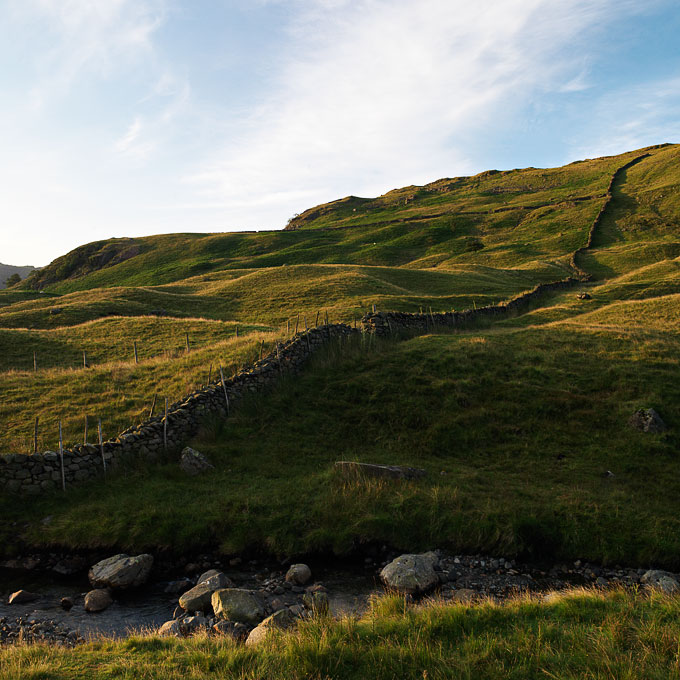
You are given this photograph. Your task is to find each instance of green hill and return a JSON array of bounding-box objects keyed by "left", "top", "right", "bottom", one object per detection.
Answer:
[{"left": 2, "top": 142, "right": 680, "bottom": 568}]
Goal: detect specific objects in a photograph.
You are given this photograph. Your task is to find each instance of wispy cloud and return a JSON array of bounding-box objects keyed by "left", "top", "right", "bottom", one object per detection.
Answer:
[{"left": 186, "top": 0, "right": 658, "bottom": 227}]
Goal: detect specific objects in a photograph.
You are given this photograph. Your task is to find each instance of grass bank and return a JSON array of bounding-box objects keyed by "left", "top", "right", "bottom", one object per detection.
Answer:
[{"left": 2, "top": 589, "right": 680, "bottom": 679}]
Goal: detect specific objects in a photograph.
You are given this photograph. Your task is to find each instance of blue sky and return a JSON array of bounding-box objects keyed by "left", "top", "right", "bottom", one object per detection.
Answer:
[{"left": 1, "top": 0, "right": 679, "bottom": 266}]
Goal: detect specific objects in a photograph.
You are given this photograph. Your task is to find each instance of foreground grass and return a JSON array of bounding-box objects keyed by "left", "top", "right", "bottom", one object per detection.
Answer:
[
  {"left": 3, "top": 590, "right": 680, "bottom": 679},
  {"left": 4, "top": 299, "right": 680, "bottom": 566}
]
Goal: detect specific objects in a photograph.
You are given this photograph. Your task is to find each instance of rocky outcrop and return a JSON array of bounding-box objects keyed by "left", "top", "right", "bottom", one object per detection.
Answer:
[
  {"left": 380, "top": 552, "right": 440, "bottom": 595},
  {"left": 629, "top": 408, "right": 667, "bottom": 433},
  {"left": 179, "top": 447, "right": 214, "bottom": 476},
  {"left": 88, "top": 554, "right": 153, "bottom": 589}
]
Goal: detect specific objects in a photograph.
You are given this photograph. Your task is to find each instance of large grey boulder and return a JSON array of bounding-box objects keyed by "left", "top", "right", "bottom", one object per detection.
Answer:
[
  {"left": 88, "top": 554, "right": 153, "bottom": 589},
  {"left": 179, "top": 447, "right": 214, "bottom": 476},
  {"left": 84, "top": 589, "right": 113, "bottom": 613},
  {"left": 211, "top": 588, "right": 266, "bottom": 625},
  {"left": 629, "top": 408, "right": 666, "bottom": 433},
  {"left": 245, "top": 608, "right": 295, "bottom": 647},
  {"left": 179, "top": 572, "right": 234, "bottom": 612},
  {"left": 380, "top": 552, "right": 440, "bottom": 595},
  {"left": 641, "top": 570, "right": 679, "bottom": 594}
]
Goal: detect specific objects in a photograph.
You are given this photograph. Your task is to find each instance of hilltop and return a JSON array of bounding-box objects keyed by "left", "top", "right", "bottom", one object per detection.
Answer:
[
  {"left": 0, "top": 263, "right": 35, "bottom": 289},
  {"left": 1, "top": 143, "right": 680, "bottom": 569}
]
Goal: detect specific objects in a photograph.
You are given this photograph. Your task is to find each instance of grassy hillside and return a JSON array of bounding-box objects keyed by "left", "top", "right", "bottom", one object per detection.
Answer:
[{"left": 2, "top": 143, "right": 680, "bottom": 570}]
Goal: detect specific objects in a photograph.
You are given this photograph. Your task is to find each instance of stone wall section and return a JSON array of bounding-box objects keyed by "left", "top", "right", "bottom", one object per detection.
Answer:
[{"left": 0, "top": 324, "right": 356, "bottom": 495}]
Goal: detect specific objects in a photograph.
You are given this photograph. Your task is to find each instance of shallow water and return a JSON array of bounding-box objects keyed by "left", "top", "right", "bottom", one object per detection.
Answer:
[{"left": 0, "top": 565, "right": 380, "bottom": 639}]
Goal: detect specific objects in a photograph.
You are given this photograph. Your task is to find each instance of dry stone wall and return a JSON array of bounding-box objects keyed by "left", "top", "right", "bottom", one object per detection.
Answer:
[{"left": 0, "top": 324, "right": 356, "bottom": 496}]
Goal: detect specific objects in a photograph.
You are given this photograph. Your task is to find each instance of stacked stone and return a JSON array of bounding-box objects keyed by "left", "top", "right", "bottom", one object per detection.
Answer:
[{"left": 0, "top": 324, "right": 358, "bottom": 495}]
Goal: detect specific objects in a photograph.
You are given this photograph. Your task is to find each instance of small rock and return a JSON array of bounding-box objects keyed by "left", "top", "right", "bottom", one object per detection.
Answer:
[
  {"left": 8, "top": 590, "right": 40, "bottom": 605},
  {"left": 212, "top": 620, "right": 249, "bottom": 641},
  {"left": 641, "top": 570, "right": 679, "bottom": 594},
  {"left": 84, "top": 589, "right": 113, "bottom": 613},
  {"left": 246, "top": 609, "right": 295, "bottom": 647},
  {"left": 629, "top": 408, "right": 666, "bottom": 434},
  {"left": 285, "top": 564, "right": 311, "bottom": 585},
  {"left": 380, "top": 553, "right": 439, "bottom": 595},
  {"left": 158, "top": 620, "right": 183, "bottom": 637},
  {"left": 179, "top": 447, "right": 214, "bottom": 476},
  {"left": 577, "top": 293, "right": 592, "bottom": 300},
  {"left": 302, "top": 589, "right": 329, "bottom": 615},
  {"left": 60, "top": 597, "right": 74, "bottom": 611},
  {"left": 179, "top": 572, "right": 234, "bottom": 612},
  {"left": 181, "top": 615, "right": 209, "bottom": 634}
]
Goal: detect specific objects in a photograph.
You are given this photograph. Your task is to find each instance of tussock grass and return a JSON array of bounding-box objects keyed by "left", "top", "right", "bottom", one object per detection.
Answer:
[{"left": 2, "top": 589, "right": 680, "bottom": 679}]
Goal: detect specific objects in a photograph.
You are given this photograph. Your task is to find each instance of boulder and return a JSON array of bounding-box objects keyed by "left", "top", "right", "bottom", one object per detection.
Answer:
[
  {"left": 335, "top": 461, "right": 427, "bottom": 481},
  {"left": 380, "top": 553, "right": 440, "bottom": 595},
  {"left": 181, "top": 615, "right": 210, "bottom": 634},
  {"left": 629, "top": 408, "right": 666, "bottom": 433},
  {"left": 88, "top": 554, "right": 153, "bottom": 589},
  {"left": 158, "top": 620, "right": 183, "bottom": 637},
  {"left": 179, "top": 572, "right": 234, "bottom": 612},
  {"left": 84, "top": 589, "right": 113, "bottom": 613},
  {"left": 285, "top": 564, "right": 312, "bottom": 586},
  {"left": 211, "top": 589, "right": 265, "bottom": 625},
  {"left": 212, "top": 620, "right": 250, "bottom": 641},
  {"left": 179, "top": 447, "right": 214, "bottom": 476},
  {"left": 302, "top": 586, "right": 329, "bottom": 615},
  {"left": 641, "top": 570, "right": 679, "bottom": 594},
  {"left": 60, "top": 597, "right": 74, "bottom": 611},
  {"left": 245, "top": 609, "right": 295, "bottom": 647},
  {"left": 8, "top": 590, "right": 40, "bottom": 605}
]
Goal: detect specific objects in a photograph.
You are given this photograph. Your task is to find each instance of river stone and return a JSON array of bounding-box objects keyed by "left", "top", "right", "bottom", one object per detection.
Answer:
[
  {"left": 641, "top": 570, "right": 679, "bottom": 593},
  {"left": 211, "top": 589, "right": 265, "bottom": 625},
  {"left": 285, "top": 564, "right": 312, "bottom": 585},
  {"left": 88, "top": 553, "right": 154, "bottom": 589},
  {"left": 179, "top": 573, "right": 234, "bottom": 612},
  {"left": 84, "top": 589, "right": 113, "bottom": 613},
  {"left": 212, "top": 620, "right": 250, "bottom": 641},
  {"left": 179, "top": 447, "right": 214, "bottom": 476},
  {"left": 380, "top": 552, "right": 439, "bottom": 595},
  {"left": 245, "top": 609, "right": 295, "bottom": 647},
  {"left": 8, "top": 590, "right": 40, "bottom": 605},
  {"left": 629, "top": 408, "right": 666, "bottom": 433},
  {"left": 158, "top": 620, "right": 183, "bottom": 637}
]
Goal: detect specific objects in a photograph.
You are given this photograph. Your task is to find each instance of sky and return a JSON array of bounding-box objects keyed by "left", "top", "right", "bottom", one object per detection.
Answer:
[{"left": 1, "top": 0, "right": 679, "bottom": 267}]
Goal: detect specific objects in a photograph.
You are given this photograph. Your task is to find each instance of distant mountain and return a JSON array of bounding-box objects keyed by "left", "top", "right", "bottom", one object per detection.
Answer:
[{"left": 0, "top": 263, "right": 36, "bottom": 289}]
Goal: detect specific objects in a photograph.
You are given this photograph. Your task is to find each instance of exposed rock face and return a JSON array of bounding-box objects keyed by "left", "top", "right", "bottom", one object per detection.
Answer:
[
  {"left": 641, "top": 570, "right": 679, "bottom": 593},
  {"left": 211, "top": 589, "right": 266, "bottom": 625},
  {"left": 84, "top": 589, "right": 113, "bottom": 613},
  {"left": 179, "top": 572, "right": 234, "bottom": 612},
  {"left": 88, "top": 554, "right": 154, "bottom": 589},
  {"left": 285, "top": 564, "right": 312, "bottom": 586},
  {"left": 245, "top": 609, "right": 295, "bottom": 647},
  {"left": 8, "top": 590, "right": 40, "bottom": 605},
  {"left": 179, "top": 447, "right": 214, "bottom": 476},
  {"left": 380, "top": 552, "right": 440, "bottom": 595},
  {"left": 335, "top": 461, "right": 427, "bottom": 481},
  {"left": 629, "top": 408, "right": 667, "bottom": 433}
]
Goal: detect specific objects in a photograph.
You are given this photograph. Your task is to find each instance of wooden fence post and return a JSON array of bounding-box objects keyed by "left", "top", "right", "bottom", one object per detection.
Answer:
[
  {"left": 98, "top": 418, "right": 106, "bottom": 477},
  {"left": 295, "top": 314, "right": 299, "bottom": 335},
  {"left": 33, "top": 416, "right": 39, "bottom": 454},
  {"left": 83, "top": 350, "right": 87, "bottom": 368},
  {"left": 83, "top": 415, "right": 88, "bottom": 444},
  {"left": 163, "top": 398, "right": 168, "bottom": 451},
  {"left": 58, "top": 421, "right": 65, "bottom": 492},
  {"left": 185, "top": 333, "right": 190, "bottom": 353},
  {"left": 287, "top": 319, "right": 290, "bottom": 335},
  {"left": 219, "top": 365, "right": 230, "bottom": 415},
  {"left": 149, "top": 393, "right": 157, "bottom": 418},
  {"left": 325, "top": 310, "right": 329, "bottom": 325},
  {"left": 276, "top": 343, "right": 282, "bottom": 374},
  {"left": 235, "top": 326, "right": 239, "bottom": 338},
  {"left": 315, "top": 311, "right": 319, "bottom": 327},
  {"left": 372, "top": 304, "right": 376, "bottom": 314},
  {"left": 207, "top": 364, "right": 212, "bottom": 385},
  {"left": 133, "top": 341, "right": 138, "bottom": 364},
  {"left": 304, "top": 316, "right": 308, "bottom": 331},
  {"left": 33, "top": 351, "right": 37, "bottom": 372}
]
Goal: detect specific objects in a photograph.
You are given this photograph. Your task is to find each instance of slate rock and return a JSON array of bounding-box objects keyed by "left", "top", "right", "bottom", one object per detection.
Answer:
[
  {"left": 179, "top": 572, "right": 234, "bottom": 612},
  {"left": 89, "top": 553, "right": 154, "bottom": 589}
]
